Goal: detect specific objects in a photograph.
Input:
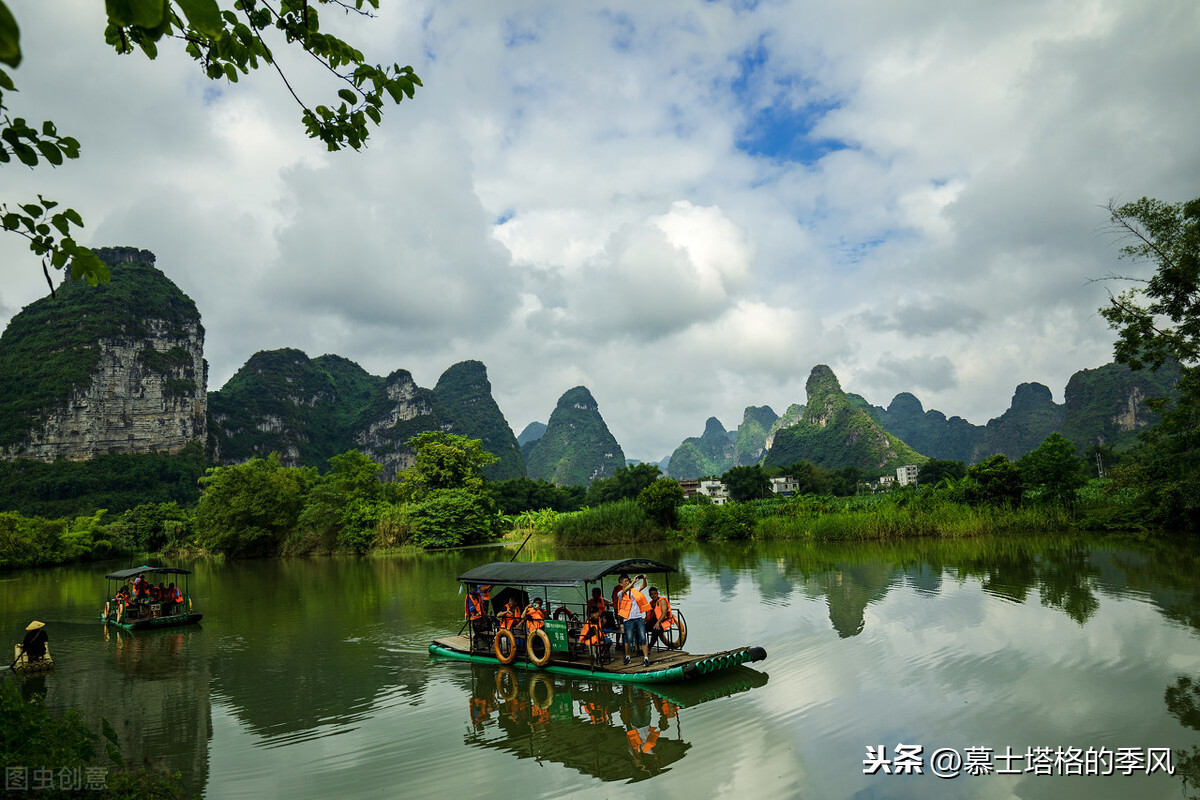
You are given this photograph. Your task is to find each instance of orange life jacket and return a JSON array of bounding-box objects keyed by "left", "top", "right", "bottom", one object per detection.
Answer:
[
  {"left": 499, "top": 602, "right": 519, "bottom": 629},
  {"left": 465, "top": 592, "right": 485, "bottom": 620},
  {"left": 524, "top": 606, "right": 545, "bottom": 631},
  {"left": 478, "top": 585, "right": 491, "bottom": 603},
  {"left": 579, "top": 622, "right": 602, "bottom": 646},
  {"left": 626, "top": 727, "right": 660, "bottom": 753},
  {"left": 617, "top": 588, "right": 651, "bottom": 619},
  {"left": 171, "top": 587, "right": 183, "bottom": 604},
  {"left": 651, "top": 596, "right": 675, "bottom": 628},
  {"left": 588, "top": 597, "right": 607, "bottom": 615}
]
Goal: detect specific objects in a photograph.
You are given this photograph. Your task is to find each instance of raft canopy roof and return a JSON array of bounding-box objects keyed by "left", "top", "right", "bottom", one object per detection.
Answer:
[
  {"left": 104, "top": 566, "right": 193, "bottom": 581},
  {"left": 458, "top": 559, "right": 676, "bottom": 588}
]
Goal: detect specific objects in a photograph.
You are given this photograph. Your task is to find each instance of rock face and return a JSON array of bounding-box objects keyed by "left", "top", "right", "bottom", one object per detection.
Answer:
[
  {"left": 763, "top": 365, "right": 925, "bottom": 473},
  {"left": 207, "top": 349, "right": 381, "bottom": 467},
  {"left": 1059, "top": 361, "right": 1179, "bottom": 452},
  {"left": 525, "top": 386, "right": 625, "bottom": 486},
  {"left": 0, "top": 247, "right": 206, "bottom": 461},
  {"left": 353, "top": 369, "right": 440, "bottom": 480},
  {"left": 209, "top": 353, "right": 523, "bottom": 480}
]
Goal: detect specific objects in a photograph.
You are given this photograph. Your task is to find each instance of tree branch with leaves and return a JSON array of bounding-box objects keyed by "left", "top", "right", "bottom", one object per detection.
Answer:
[{"left": 0, "top": 0, "right": 421, "bottom": 295}]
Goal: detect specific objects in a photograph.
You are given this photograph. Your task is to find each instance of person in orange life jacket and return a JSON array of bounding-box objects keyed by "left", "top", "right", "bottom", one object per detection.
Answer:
[
  {"left": 578, "top": 609, "right": 611, "bottom": 662},
  {"left": 168, "top": 583, "right": 183, "bottom": 608},
  {"left": 497, "top": 598, "right": 520, "bottom": 630},
  {"left": 465, "top": 586, "right": 491, "bottom": 637},
  {"left": 132, "top": 575, "right": 149, "bottom": 602},
  {"left": 589, "top": 587, "right": 616, "bottom": 634},
  {"left": 645, "top": 586, "right": 675, "bottom": 649},
  {"left": 616, "top": 573, "right": 652, "bottom": 667},
  {"left": 522, "top": 597, "right": 546, "bottom": 632}
]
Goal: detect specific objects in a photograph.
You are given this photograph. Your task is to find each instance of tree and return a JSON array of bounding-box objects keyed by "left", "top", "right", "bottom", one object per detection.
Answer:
[
  {"left": 1019, "top": 433, "right": 1085, "bottom": 508},
  {"left": 194, "top": 453, "right": 317, "bottom": 556},
  {"left": 962, "top": 454, "right": 1023, "bottom": 508},
  {"left": 297, "top": 449, "right": 383, "bottom": 552},
  {"left": 0, "top": 0, "right": 422, "bottom": 291},
  {"left": 636, "top": 478, "right": 684, "bottom": 529},
  {"left": 920, "top": 459, "right": 967, "bottom": 488},
  {"left": 1099, "top": 196, "right": 1200, "bottom": 529},
  {"left": 721, "top": 464, "right": 769, "bottom": 502},
  {"left": 585, "top": 462, "right": 662, "bottom": 506},
  {"left": 395, "top": 431, "right": 498, "bottom": 502}
]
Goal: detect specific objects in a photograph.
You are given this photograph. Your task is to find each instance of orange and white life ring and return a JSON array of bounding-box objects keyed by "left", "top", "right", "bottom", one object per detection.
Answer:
[{"left": 494, "top": 629, "right": 517, "bottom": 665}]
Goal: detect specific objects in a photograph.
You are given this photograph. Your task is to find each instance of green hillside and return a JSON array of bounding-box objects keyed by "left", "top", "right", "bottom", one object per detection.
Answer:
[
  {"left": 764, "top": 366, "right": 925, "bottom": 474},
  {"left": 526, "top": 386, "right": 625, "bottom": 486},
  {"left": 433, "top": 360, "right": 525, "bottom": 480}
]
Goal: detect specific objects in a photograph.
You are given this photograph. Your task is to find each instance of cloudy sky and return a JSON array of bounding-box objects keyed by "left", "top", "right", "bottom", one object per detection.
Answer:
[{"left": 2, "top": 0, "right": 1197, "bottom": 461}]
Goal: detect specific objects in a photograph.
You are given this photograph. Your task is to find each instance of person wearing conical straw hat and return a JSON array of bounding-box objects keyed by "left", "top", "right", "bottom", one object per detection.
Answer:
[{"left": 20, "top": 620, "right": 48, "bottom": 662}]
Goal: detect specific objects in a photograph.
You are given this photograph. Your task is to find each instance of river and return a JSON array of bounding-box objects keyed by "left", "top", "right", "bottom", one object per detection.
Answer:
[{"left": 3, "top": 534, "right": 1200, "bottom": 799}]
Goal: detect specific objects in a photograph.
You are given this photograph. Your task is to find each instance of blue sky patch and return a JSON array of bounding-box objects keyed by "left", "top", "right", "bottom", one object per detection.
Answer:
[{"left": 731, "top": 38, "right": 848, "bottom": 165}]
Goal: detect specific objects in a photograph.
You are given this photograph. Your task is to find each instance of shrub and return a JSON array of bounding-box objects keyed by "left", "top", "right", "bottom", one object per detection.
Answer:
[{"left": 552, "top": 499, "right": 665, "bottom": 546}]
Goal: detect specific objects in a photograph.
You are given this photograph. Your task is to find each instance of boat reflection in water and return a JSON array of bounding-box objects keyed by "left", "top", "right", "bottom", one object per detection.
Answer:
[
  {"left": 453, "top": 661, "right": 768, "bottom": 782},
  {"left": 104, "top": 624, "right": 195, "bottom": 677}
]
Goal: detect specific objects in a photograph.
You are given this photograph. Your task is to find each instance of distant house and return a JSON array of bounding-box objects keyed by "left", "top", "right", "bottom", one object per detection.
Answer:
[
  {"left": 677, "top": 479, "right": 700, "bottom": 500},
  {"left": 896, "top": 464, "right": 919, "bottom": 487},
  {"left": 873, "top": 475, "right": 895, "bottom": 492},
  {"left": 769, "top": 476, "right": 799, "bottom": 496},
  {"left": 698, "top": 480, "right": 730, "bottom": 505}
]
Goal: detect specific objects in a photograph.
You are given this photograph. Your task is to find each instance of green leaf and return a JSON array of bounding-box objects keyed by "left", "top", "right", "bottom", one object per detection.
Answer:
[
  {"left": 64, "top": 208, "right": 84, "bottom": 227},
  {"left": 105, "top": 0, "right": 164, "bottom": 29},
  {"left": 13, "top": 141, "right": 37, "bottom": 165},
  {"left": 338, "top": 88, "right": 358, "bottom": 104},
  {"left": 35, "top": 141, "right": 63, "bottom": 165},
  {"left": 176, "top": 0, "right": 223, "bottom": 36},
  {"left": 0, "top": 0, "right": 19, "bottom": 68},
  {"left": 19, "top": 203, "right": 41, "bottom": 217}
]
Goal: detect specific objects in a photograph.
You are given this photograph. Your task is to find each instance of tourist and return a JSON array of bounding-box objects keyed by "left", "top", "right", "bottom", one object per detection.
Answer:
[
  {"left": 616, "top": 573, "right": 652, "bottom": 667},
  {"left": 578, "top": 609, "right": 610, "bottom": 663},
  {"left": 646, "top": 586, "right": 675, "bottom": 650},
  {"left": 522, "top": 597, "right": 546, "bottom": 632}
]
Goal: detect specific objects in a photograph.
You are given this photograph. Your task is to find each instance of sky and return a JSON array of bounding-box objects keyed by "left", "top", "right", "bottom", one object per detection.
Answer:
[{"left": 2, "top": 0, "right": 1198, "bottom": 463}]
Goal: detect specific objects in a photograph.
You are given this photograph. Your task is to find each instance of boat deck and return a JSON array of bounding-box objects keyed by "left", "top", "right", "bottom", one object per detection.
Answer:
[{"left": 430, "top": 635, "right": 765, "bottom": 682}]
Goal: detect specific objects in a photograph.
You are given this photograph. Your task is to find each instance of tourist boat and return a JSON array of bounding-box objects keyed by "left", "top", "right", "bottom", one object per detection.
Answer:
[
  {"left": 100, "top": 566, "right": 203, "bottom": 630},
  {"left": 428, "top": 558, "right": 767, "bottom": 684}
]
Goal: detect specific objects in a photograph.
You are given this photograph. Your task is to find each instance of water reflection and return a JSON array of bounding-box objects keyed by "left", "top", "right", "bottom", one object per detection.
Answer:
[{"left": 453, "top": 663, "right": 767, "bottom": 782}]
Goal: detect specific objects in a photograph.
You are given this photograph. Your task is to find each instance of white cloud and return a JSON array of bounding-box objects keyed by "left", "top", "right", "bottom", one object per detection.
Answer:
[{"left": 2, "top": 0, "right": 1198, "bottom": 458}]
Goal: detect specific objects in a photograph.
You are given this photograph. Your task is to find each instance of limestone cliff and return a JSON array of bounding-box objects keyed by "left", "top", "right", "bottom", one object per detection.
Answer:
[
  {"left": 0, "top": 247, "right": 206, "bottom": 461},
  {"left": 352, "top": 368, "right": 441, "bottom": 480}
]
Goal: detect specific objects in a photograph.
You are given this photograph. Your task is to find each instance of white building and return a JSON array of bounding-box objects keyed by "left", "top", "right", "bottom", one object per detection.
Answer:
[
  {"left": 769, "top": 476, "right": 799, "bottom": 496},
  {"left": 698, "top": 480, "right": 730, "bottom": 505},
  {"left": 896, "top": 464, "right": 919, "bottom": 487}
]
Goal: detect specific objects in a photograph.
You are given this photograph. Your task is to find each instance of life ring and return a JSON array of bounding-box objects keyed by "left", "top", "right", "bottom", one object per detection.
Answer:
[
  {"left": 529, "top": 673, "right": 555, "bottom": 710},
  {"left": 495, "top": 667, "right": 518, "bottom": 703},
  {"left": 104, "top": 601, "right": 110, "bottom": 619},
  {"left": 116, "top": 602, "right": 125, "bottom": 623},
  {"left": 188, "top": 598, "right": 192, "bottom": 613},
  {"left": 663, "top": 610, "right": 687, "bottom": 650},
  {"left": 552, "top": 606, "right": 575, "bottom": 622},
  {"left": 494, "top": 629, "right": 517, "bottom": 665},
  {"left": 527, "top": 628, "right": 552, "bottom": 668}
]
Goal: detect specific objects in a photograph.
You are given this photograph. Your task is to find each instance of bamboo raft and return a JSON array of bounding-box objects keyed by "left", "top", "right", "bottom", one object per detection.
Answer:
[
  {"left": 12, "top": 644, "right": 54, "bottom": 674},
  {"left": 430, "top": 635, "right": 766, "bottom": 684}
]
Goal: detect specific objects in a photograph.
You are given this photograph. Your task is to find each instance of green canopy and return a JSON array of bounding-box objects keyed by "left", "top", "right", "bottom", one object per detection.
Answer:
[{"left": 458, "top": 559, "right": 675, "bottom": 588}]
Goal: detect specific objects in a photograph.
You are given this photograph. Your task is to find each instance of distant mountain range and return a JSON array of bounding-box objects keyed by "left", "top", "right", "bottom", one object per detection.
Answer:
[{"left": 0, "top": 247, "right": 1182, "bottom": 495}]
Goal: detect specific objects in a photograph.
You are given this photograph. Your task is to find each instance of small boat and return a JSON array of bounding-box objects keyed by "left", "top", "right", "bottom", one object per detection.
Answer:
[
  {"left": 11, "top": 643, "right": 54, "bottom": 674},
  {"left": 100, "top": 566, "right": 203, "bottom": 630},
  {"left": 428, "top": 558, "right": 767, "bottom": 684}
]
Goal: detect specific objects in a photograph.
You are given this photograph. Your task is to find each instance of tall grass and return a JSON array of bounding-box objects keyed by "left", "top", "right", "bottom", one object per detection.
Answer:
[
  {"left": 754, "top": 500, "right": 1071, "bottom": 541},
  {"left": 552, "top": 499, "right": 667, "bottom": 546}
]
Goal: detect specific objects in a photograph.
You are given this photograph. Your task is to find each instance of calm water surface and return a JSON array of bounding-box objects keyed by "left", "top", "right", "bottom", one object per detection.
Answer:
[{"left": 4, "top": 534, "right": 1200, "bottom": 799}]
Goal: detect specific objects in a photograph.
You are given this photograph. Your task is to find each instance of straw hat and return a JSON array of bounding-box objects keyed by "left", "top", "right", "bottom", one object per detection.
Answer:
[{"left": 25, "top": 620, "right": 45, "bottom": 630}]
